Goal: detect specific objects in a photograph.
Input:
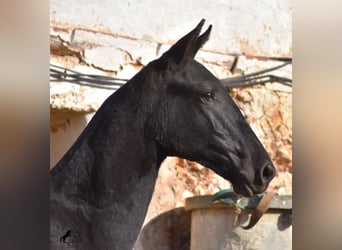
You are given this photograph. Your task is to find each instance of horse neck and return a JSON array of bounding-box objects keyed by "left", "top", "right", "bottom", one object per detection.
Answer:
[
  {"left": 50, "top": 80, "right": 167, "bottom": 249},
  {"left": 51, "top": 79, "right": 165, "bottom": 207}
]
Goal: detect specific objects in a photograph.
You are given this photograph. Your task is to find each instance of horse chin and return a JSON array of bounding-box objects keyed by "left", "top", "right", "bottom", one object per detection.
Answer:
[{"left": 232, "top": 183, "right": 254, "bottom": 198}]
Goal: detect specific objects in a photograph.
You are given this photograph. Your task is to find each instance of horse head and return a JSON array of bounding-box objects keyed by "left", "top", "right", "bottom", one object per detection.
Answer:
[{"left": 145, "top": 19, "right": 275, "bottom": 197}]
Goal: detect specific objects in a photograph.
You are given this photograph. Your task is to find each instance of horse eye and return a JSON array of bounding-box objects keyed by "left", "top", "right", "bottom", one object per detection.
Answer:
[{"left": 201, "top": 91, "right": 215, "bottom": 101}]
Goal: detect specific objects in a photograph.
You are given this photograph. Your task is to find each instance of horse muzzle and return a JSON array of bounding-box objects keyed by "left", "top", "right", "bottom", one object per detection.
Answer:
[{"left": 232, "top": 162, "right": 276, "bottom": 197}]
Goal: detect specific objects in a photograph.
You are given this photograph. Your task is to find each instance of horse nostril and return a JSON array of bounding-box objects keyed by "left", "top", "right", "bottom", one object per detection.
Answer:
[{"left": 262, "top": 163, "right": 275, "bottom": 183}]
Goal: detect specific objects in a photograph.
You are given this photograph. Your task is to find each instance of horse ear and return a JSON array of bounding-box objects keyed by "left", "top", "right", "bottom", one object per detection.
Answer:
[
  {"left": 159, "top": 19, "right": 211, "bottom": 68},
  {"left": 188, "top": 24, "right": 212, "bottom": 58}
]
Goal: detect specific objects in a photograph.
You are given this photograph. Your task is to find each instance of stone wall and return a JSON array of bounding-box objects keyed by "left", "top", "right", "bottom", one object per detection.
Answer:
[{"left": 51, "top": 0, "right": 291, "bottom": 57}]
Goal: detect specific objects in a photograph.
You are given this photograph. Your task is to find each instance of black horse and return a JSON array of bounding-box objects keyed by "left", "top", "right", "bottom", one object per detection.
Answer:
[{"left": 50, "top": 20, "right": 275, "bottom": 250}]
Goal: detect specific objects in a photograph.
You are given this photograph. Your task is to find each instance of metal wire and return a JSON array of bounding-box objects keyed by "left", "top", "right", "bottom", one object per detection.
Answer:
[
  {"left": 50, "top": 64, "right": 128, "bottom": 90},
  {"left": 221, "top": 61, "right": 292, "bottom": 88},
  {"left": 50, "top": 60, "right": 292, "bottom": 90}
]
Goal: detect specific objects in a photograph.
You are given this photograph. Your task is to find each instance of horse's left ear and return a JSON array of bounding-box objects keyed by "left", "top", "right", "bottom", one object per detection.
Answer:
[{"left": 159, "top": 19, "right": 212, "bottom": 69}]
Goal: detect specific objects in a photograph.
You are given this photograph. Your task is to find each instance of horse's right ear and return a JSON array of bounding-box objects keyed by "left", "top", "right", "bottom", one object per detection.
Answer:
[{"left": 157, "top": 19, "right": 211, "bottom": 70}]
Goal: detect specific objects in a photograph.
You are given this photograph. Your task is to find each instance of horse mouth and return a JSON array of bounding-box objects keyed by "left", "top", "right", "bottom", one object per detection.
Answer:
[{"left": 232, "top": 183, "right": 254, "bottom": 198}]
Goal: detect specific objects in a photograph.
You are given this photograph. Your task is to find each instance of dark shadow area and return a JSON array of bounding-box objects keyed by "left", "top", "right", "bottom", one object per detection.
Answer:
[
  {"left": 134, "top": 207, "right": 191, "bottom": 250},
  {"left": 277, "top": 211, "right": 292, "bottom": 231}
]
